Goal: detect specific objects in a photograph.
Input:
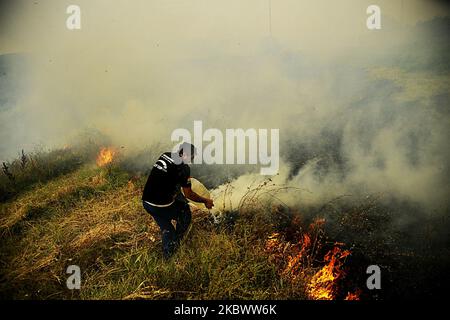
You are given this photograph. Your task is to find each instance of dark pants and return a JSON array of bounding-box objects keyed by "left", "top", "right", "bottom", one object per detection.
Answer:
[{"left": 143, "top": 199, "right": 191, "bottom": 259}]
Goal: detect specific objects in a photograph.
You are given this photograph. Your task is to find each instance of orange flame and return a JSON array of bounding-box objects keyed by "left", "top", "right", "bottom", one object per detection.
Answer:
[
  {"left": 264, "top": 217, "right": 358, "bottom": 300},
  {"left": 282, "top": 233, "right": 311, "bottom": 280},
  {"left": 307, "top": 246, "right": 350, "bottom": 300},
  {"left": 96, "top": 147, "right": 116, "bottom": 167},
  {"left": 308, "top": 217, "right": 325, "bottom": 231},
  {"left": 344, "top": 291, "right": 361, "bottom": 300}
]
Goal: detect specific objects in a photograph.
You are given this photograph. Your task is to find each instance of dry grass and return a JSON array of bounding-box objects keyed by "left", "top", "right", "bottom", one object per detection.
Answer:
[
  {"left": 0, "top": 154, "right": 362, "bottom": 300},
  {"left": 0, "top": 169, "right": 93, "bottom": 233},
  {"left": 0, "top": 166, "right": 158, "bottom": 298}
]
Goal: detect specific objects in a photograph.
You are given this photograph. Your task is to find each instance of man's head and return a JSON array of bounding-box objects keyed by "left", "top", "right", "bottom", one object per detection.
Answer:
[{"left": 178, "top": 142, "right": 197, "bottom": 163}]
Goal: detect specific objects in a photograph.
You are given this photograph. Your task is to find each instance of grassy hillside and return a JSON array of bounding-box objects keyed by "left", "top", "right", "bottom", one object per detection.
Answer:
[
  {"left": 0, "top": 147, "right": 367, "bottom": 300},
  {"left": 0, "top": 146, "right": 447, "bottom": 300}
]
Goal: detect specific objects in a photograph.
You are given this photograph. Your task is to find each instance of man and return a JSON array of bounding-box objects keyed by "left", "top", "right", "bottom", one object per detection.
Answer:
[{"left": 142, "top": 142, "right": 214, "bottom": 259}]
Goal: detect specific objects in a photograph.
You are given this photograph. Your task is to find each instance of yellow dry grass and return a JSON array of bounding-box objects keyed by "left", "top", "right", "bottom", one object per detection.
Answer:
[
  {"left": 1, "top": 168, "right": 160, "bottom": 290},
  {"left": 0, "top": 169, "right": 90, "bottom": 232}
]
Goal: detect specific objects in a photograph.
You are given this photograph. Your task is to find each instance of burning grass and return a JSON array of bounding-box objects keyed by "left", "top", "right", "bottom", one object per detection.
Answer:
[
  {"left": 306, "top": 246, "right": 351, "bottom": 300},
  {"left": 96, "top": 147, "right": 117, "bottom": 167},
  {"left": 0, "top": 147, "right": 371, "bottom": 300},
  {"left": 263, "top": 216, "right": 359, "bottom": 300}
]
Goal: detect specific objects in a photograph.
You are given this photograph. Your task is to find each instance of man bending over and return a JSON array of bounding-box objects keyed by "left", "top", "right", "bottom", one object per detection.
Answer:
[{"left": 142, "top": 142, "right": 214, "bottom": 259}]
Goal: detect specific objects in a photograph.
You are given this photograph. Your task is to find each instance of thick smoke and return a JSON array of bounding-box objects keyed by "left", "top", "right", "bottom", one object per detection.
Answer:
[{"left": 0, "top": 0, "right": 449, "bottom": 216}]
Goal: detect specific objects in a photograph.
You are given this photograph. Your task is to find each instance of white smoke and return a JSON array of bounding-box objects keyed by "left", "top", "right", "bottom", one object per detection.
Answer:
[{"left": 0, "top": 0, "right": 449, "bottom": 214}]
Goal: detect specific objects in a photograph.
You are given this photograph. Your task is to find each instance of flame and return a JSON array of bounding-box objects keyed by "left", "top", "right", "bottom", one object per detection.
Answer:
[
  {"left": 344, "top": 291, "right": 361, "bottom": 300},
  {"left": 265, "top": 232, "right": 281, "bottom": 251},
  {"left": 307, "top": 246, "right": 351, "bottom": 300},
  {"left": 282, "top": 233, "right": 311, "bottom": 280},
  {"left": 308, "top": 217, "right": 325, "bottom": 231},
  {"left": 264, "top": 217, "right": 358, "bottom": 300},
  {"left": 96, "top": 147, "right": 116, "bottom": 167}
]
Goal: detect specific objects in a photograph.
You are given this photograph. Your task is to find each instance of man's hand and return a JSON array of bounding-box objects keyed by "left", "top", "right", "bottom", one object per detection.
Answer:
[
  {"left": 204, "top": 198, "right": 214, "bottom": 209},
  {"left": 182, "top": 186, "right": 214, "bottom": 209}
]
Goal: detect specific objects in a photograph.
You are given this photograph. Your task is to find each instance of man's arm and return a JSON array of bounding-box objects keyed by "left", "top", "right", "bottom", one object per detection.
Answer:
[{"left": 182, "top": 186, "right": 214, "bottom": 209}]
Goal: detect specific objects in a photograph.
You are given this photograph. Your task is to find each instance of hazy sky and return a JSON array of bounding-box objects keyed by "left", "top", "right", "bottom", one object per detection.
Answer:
[{"left": 1, "top": 0, "right": 449, "bottom": 54}]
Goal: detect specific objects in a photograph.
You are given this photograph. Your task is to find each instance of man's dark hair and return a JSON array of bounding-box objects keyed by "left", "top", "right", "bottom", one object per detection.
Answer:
[{"left": 178, "top": 142, "right": 197, "bottom": 157}]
